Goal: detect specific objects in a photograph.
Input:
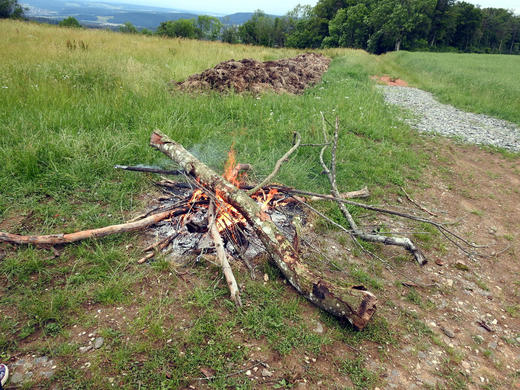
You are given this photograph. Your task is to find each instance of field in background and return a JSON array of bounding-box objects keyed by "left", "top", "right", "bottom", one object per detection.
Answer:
[
  {"left": 377, "top": 51, "right": 520, "bottom": 126},
  {"left": 1, "top": 20, "right": 519, "bottom": 389}
]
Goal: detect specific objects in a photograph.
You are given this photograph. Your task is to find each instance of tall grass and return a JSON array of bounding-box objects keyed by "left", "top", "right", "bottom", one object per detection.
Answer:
[
  {"left": 378, "top": 51, "right": 520, "bottom": 125},
  {"left": 0, "top": 20, "right": 421, "bottom": 229}
]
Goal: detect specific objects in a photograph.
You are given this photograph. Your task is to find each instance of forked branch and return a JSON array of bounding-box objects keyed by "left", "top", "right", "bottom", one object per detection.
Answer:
[{"left": 319, "top": 113, "right": 426, "bottom": 265}]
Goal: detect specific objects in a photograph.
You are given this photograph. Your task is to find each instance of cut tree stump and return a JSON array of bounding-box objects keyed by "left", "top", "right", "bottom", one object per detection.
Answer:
[{"left": 150, "top": 130, "right": 377, "bottom": 330}]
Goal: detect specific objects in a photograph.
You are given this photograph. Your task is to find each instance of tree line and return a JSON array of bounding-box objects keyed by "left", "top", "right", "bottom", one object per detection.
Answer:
[
  {"left": 154, "top": 0, "right": 519, "bottom": 55},
  {"left": 2, "top": 0, "right": 519, "bottom": 54}
]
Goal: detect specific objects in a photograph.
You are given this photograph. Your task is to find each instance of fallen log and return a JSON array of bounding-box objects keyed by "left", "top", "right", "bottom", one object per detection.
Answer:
[
  {"left": 0, "top": 208, "right": 187, "bottom": 246},
  {"left": 150, "top": 130, "right": 377, "bottom": 330}
]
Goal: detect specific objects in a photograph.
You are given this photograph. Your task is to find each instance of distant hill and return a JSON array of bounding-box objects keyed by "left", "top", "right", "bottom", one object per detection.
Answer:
[{"left": 21, "top": 0, "right": 276, "bottom": 30}]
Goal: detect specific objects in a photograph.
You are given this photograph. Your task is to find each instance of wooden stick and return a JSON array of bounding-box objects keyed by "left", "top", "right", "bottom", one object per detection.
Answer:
[
  {"left": 114, "top": 164, "right": 183, "bottom": 175},
  {"left": 246, "top": 132, "right": 301, "bottom": 195},
  {"left": 150, "top": 129, "right": 377, "bottom": 330},
  {"left": 400, "top": 186, "right": 439, "bottom": 217},
  {"left": 0, "top": 209, "right": 183, "bottom": 246},
  {"left": 208, "top": 201, "right": 242, "bottom": 307},
  {"left": 309, "top": 186, "right": 370, "bottom": 201},
  {"left": 319, "top": 114, "right": 426, "bottom": 265}
]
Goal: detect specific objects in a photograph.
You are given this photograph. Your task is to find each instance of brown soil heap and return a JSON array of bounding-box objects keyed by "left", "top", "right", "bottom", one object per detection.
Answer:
[{"left": 177, "top": 53, "right": 331, "bottom": 94}]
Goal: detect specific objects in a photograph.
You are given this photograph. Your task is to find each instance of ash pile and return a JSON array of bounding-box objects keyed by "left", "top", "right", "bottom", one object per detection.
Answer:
[{"left": 146, "top": 179, "right": 306, "bottom": 266}]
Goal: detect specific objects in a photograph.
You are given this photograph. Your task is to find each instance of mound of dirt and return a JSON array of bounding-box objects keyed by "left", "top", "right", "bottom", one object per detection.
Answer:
[{"left": 177, "top": 53, "right": 331, "bottom": 94}]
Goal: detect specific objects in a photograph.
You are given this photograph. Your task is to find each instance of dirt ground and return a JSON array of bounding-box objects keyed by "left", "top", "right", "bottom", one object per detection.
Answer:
[
  {"left": 358, "top": 139, "right": 520, "bottom": 389},
  {"left": 177, "top": 53, "right": 331, "bottom": 94},
  {"left": 371, "top": 75, "right": 410, "bottom": 87}
]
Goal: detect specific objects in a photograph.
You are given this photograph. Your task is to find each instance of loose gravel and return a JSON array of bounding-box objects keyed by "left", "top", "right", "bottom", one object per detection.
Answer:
[{"left": 379, "top": 85, "right": 520, "bottom": 152}]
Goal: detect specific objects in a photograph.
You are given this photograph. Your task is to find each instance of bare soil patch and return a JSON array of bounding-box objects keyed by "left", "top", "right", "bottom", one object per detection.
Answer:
[
  {"left": 371, "top": 75, "right": 409, "bottom": 87},
  {"left": 177, "top": 53, "right": 331, "bottom": 94},
  {"left": 368, "top": 139, "right": 520, "bottom": 389}
]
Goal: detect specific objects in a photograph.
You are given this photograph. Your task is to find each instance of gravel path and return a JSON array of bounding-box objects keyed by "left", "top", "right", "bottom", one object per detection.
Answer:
[{"left": 379, "top": 85, "right": 520, "bottom": 152}]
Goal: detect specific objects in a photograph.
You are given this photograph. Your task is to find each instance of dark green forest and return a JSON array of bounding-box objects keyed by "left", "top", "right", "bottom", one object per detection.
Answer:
[
  {"left": 240, "top": 0, "right": 520, "bottom": 54},
  {"left": 160, "top": 0, "right": 520, "bottom": 55}
]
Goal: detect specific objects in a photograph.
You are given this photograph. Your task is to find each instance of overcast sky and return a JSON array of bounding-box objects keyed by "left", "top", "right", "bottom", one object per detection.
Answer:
[{"left": 105, "top": 0, "right": 519, "bottom": 16}]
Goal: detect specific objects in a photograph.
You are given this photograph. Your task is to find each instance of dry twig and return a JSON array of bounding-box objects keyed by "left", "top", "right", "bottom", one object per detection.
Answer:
[
  {"left": 247, "top": 132, "right": 301, "bottom": 195},
  {"left": 318, "top": 113, "right": 426, "bottom": 265}
]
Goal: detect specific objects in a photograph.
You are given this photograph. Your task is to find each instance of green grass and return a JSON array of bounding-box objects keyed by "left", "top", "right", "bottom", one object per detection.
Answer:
[
  {"left": 0, "top": 20, "right": 448, "bottom": 388},
  {"left": 377, "top": 51, "right": 520, "bottom": 126}
]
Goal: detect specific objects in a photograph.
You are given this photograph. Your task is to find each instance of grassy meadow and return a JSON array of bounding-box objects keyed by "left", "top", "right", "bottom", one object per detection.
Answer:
[
  {"left": 1, "top": 19, "right": 518, "bottom": 389},
  {"left": 377, "top": 51, "right": 520, "bottom": 125}
]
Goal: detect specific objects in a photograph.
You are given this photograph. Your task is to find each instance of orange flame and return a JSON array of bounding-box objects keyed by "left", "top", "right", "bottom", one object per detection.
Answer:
[
  {"left": 223, "top": 145, "right": 239, "bottom": 186},
  {"left": 182, "top": 146, "right": 286, "bottom": 236}
]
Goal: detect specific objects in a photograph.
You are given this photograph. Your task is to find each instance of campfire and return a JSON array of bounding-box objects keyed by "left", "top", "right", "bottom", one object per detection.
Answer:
[
  {"left": 147, "top": 148, "right": 305, "bottom": 268},
  {"left": 1, "top": 115, "right": 490, "bottom": 330}
]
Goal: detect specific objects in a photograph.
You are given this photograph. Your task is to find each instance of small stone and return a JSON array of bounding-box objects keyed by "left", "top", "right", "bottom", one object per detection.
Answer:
[
  {"left": 441, "top": 327, "right": 455, "bottom": 338},
  {"left": 446, "top": 279, "right": 453, "bottom": 287},
  {"left": 263, "top": 273, "right": 269, "bottom": 282},
  {"left": 488, "top": 341, "right": 498, "bottom": 350},
  {"left": 42, "top": 371, "right": 54, "bottom": 379},
  {"left": 261, "top": 368, "right": 273, "bottom": 377},
  {"left": 461, "top": 361, "right": 470, "bottom": 369},
  {"left": 79, "top": 346, "right": 92, "bottom": 353},
  {"left": 313, "top": 322, "right": 324, "bottom": 334},
  {"left": 246, "top": 370, "right": 252, "bottom": 376},
  {"left": 94, "top": 337, "right": 104, "bottom": 349},
  {"left": 10, "top": 372, "right": 24, "bottom": 384},
  {"left": 34, "top": 356, "right": 49, "bottom": 364}
]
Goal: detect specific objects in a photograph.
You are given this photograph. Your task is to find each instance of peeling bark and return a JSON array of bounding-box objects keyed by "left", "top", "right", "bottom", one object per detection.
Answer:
[{"left": 0, "top": 208, "right": 186, "bottom": 246}]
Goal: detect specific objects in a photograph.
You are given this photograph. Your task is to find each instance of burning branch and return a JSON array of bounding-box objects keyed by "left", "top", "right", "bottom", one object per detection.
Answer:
[{"left": 208, "top": 201, "right": 242, "bottom": 307}]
